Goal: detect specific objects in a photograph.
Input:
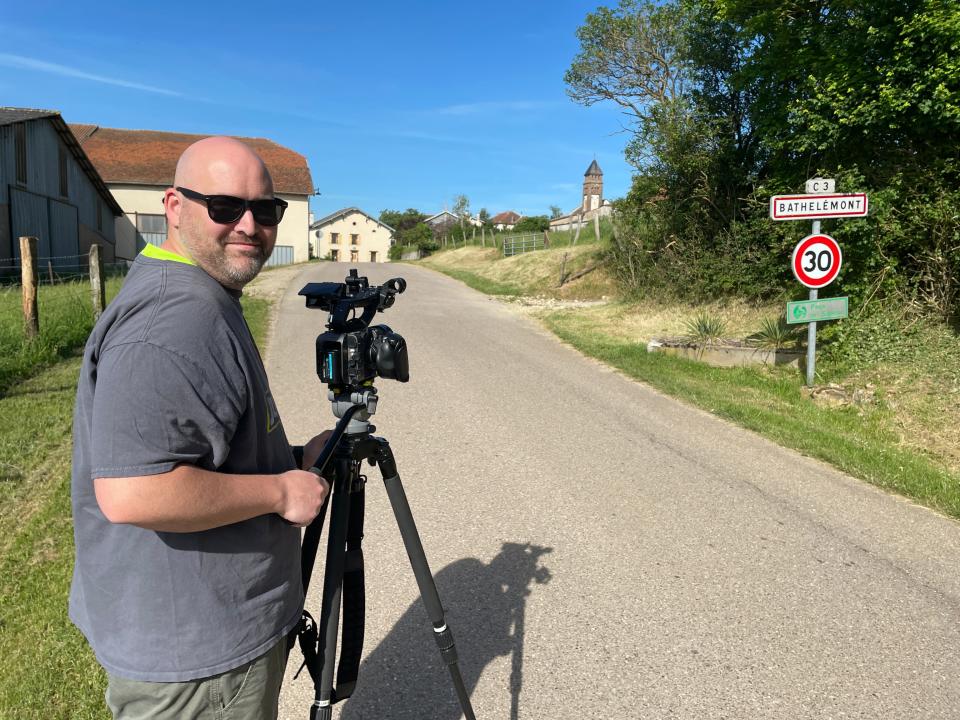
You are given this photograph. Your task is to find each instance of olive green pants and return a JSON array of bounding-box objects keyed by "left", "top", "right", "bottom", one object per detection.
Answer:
[{"left": 105, "top": 639, "right": 287, "bottom": 720}]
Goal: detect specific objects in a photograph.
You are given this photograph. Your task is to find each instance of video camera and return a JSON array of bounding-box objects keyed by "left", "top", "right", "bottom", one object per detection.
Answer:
[{"left": 299, "top": 269, "right": 409, "bottom": 388}]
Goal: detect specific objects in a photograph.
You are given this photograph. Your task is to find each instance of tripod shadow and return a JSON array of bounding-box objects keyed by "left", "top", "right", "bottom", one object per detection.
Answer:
[{"left": 338, "top": 542, "right": 552, "bottom": 720}]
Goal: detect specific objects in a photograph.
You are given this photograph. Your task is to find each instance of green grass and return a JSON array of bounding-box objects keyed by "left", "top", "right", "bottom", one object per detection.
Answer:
[
  {"left": 0, "top": 276, "right": 126, "bottom": 395},
  {"left": 0, "top": 288, "right": 271, "bottom": 719},
  {"left": 432, "top": 267, "right": 525, "bottom": 295},
  {"left": 545, "top": 309, "right": 960, "bottom": 520}
]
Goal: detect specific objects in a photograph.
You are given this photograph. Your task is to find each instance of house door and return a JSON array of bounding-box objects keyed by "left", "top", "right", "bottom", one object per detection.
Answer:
[{"left": 350, "top": 250, "right": 358, "bottom": 262}]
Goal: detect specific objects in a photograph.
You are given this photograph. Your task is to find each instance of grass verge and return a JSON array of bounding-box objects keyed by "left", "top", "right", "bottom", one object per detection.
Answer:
[
  {"left": 0, "top": 295, "right": 270, "bottom": 719},
  {"left": 544, "top": 308, "right": 960, "bottom": 520}
]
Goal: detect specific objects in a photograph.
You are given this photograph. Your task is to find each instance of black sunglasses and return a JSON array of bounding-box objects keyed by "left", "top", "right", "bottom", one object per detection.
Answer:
[{"left": 176, "top": 186, "right": 288, "bottom": 226}]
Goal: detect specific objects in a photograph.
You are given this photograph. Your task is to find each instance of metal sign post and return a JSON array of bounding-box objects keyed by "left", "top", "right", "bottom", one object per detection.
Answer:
[
  {"left": 806, "top": 220, "right": 820, "bottom": 387},
  {"left": 771, "top": 179, "right": 866, "bottom": 387}
]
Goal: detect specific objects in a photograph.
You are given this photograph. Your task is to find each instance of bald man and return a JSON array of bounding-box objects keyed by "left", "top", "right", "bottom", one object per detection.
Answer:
[{"left": 70, "top": 137, "right": 330, "bottom": 719}]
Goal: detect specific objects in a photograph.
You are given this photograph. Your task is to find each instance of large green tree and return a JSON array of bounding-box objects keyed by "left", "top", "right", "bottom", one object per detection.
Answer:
[{"left": 567, "top": 0, "right": 960, "bottom": 314}]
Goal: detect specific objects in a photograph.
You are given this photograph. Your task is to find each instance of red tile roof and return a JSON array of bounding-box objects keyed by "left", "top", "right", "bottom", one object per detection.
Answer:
[
  {"left": 491, "top": 210, "right": 522, "bottom": 224},
  {"left": 67, "top": 125, "right": 314, "bottom": 196}
]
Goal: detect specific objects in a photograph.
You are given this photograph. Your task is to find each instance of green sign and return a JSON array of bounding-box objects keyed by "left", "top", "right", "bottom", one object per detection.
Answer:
[{"left": 786, "top": 297, "right": 848, "bottom": 324}]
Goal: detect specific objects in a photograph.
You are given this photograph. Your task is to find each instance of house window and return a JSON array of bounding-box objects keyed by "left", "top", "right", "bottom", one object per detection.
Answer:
[
  {"left": 330, "top": 232, "right": 340, "bottom": 245},
  {"left": 14, "top": 123, "right": 27, "bottom": 184},
  {"left": 59, "top": 146, "right": 68, "bottom": 197},
  {"left": 351, "top": 233, "right": 359, "bottom": 245},
  {"left": 369, "top": 251, "right": 377, "bottom": 263}
]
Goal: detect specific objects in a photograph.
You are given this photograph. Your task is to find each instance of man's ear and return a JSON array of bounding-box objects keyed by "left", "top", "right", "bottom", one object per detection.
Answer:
[{"left": 163, "top": 187, "right": 181, "bottom": 229}]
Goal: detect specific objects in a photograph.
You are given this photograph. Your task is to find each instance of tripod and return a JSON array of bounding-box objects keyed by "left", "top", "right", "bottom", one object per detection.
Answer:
[{"left": 295, "top": 386, "right": 477, "bottom": 720}]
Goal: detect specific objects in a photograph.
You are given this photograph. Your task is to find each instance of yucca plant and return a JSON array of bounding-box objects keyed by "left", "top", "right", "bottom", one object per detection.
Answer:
[
  {"left": 749, "top": 315, "right": 800, "bottom": 351},
  {"left": 683, "top": 312, "right": 727, "bottom": 358}
]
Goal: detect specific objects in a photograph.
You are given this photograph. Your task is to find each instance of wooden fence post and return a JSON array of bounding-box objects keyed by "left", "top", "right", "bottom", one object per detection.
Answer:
[
  {"left": 90, "top": 243, "right": 105, "bottom": 319},
  {"left": 594, "top": 214, "right": 601, "bottom": 242},
  {"left": 543, "top": 230, "right": 550, "bottom": 248},
  {"left": 573, "top": 215, "right": 583, "bottom": 245},
  {"left": 20, "top": 236, "right": 39, "bottom": 339}
]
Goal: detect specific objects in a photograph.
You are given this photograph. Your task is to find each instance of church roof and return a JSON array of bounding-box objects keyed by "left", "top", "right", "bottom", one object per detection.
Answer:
[{"left": 584, "top": 159, "right": 602, "bottom": 176}]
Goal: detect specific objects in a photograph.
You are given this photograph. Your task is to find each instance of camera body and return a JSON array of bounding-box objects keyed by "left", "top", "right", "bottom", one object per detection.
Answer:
[
  {"left": 316, "top": 324, "right": 408, "bottom": 386},
  {"left": 300, "top": 270, "right": 409, "bottom": 389}
]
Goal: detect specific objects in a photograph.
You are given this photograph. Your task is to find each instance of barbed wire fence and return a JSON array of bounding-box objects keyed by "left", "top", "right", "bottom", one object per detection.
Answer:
[{"left": 1, "top": 238, "right": 131, "bottom": 344}]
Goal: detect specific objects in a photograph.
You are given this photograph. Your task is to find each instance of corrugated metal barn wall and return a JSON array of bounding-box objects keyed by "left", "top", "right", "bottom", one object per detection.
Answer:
[{"left": 0, "top": 119, "right": 116, "bottom": 268}]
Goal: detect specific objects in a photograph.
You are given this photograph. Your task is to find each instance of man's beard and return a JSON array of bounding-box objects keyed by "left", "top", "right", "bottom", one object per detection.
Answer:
[{"left": 181, "top": 223, "right": 273, "bottom": 288}]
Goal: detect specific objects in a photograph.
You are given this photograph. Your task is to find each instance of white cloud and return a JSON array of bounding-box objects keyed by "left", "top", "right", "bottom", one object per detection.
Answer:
[
  {"left": 0, "top": 53, "right": 181, "bottom": 96},
  {"left": 435, "top": 100, "right": 553, "bottom": 116}
]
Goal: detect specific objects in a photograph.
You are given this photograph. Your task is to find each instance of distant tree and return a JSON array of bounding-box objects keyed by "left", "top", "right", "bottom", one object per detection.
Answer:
[
  {"left": 478, "top": 208, "right": 491, "bottom": 225},
  {"left": 549, "top": 205, "right": 563, "bottom": 219},
  {"left": 379, "top": 208, "right": 439, "bottom": 253},
  {"left": 451, "top": 194, "right": 471, "bottom": 236},
  {"left": 452, "top": 194, "right": 470, "bottom": 218},
  {"left": 379, "top": 208, "right": 427, "bottom": 236},
  {"left": 403, "top": 222, "right": 437, "bottom": 252}
]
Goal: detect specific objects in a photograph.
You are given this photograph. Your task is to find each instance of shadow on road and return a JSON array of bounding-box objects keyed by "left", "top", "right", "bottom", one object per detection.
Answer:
[{"left": 337, "top": 542, "right": 553, "bottom": 720}]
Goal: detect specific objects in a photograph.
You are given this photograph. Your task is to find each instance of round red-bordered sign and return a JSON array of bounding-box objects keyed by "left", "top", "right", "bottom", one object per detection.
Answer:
[{"left": 792, "top": 233, "right": 842, "bottom": 288}]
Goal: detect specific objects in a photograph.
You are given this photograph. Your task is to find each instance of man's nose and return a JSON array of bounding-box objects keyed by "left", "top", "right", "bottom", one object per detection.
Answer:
[{"left": 234, "top": 208, "right": 257, "bottom": 235}]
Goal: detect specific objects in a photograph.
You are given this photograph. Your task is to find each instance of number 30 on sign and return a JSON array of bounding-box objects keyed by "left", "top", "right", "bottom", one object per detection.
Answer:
[{"left": 792, "top": 233, "right": 842, "bottom": 288}]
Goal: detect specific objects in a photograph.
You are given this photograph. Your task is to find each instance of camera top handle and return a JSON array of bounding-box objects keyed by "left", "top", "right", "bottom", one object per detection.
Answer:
[{"left": 299, "top": 270, "right": 406, "bottom": 333}]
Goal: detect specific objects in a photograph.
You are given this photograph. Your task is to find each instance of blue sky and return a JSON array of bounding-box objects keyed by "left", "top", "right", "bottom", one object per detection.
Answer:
[{"left": 0, "top": 1, "right": 633, "bottom": 221}]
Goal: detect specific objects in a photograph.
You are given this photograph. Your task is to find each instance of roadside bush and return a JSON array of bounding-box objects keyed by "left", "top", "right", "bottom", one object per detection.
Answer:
[{"left": 512, "top": 215, "right": 551, "bottom": 233}]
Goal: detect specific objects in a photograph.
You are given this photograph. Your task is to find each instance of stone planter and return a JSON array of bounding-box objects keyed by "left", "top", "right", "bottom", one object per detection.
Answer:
[{"left": 647, "top": 338, "right": 804, "bottom": 368}]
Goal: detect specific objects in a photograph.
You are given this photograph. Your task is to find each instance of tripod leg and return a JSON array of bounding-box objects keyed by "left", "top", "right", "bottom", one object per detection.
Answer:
[
  {"left": 311, "top": 452, "right": 354, "bottom": 720},
  {"left": 375, "top": 439, "right": 478, "bottom": 720}
]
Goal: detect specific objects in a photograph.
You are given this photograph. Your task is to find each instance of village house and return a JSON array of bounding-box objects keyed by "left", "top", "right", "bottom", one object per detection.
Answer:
[
  {"left": 491, "top": 210, "right": 522, "bottom": 231},
  {"left": 0, "top": 108, "right": 122, "bottom": 271},
  {"left": 311, "top": 207, "right": 394, "bottom": 263},
  {"left": 424, "top": 210, "right": 460, "bottom": 233},
  {"left": 549, "top": 160, "right": 613, "bottom": 232},
  {"left": 69, "top": 125, "right": 314, "bottom": 263}
]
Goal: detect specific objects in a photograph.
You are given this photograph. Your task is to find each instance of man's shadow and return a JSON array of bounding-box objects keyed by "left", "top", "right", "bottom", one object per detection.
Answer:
[{"left": 337, "top": 542, "right": 552, "bottom": 720}]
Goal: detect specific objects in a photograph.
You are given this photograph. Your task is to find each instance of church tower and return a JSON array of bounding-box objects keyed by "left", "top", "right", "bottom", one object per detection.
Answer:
[{"left": 582, "top": 159, "right": 603, "bottom": 212}]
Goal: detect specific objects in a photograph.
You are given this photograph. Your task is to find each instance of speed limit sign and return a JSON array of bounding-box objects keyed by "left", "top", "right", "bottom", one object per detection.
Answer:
[{"left": 792, "top": 233, "right": 842, "bottom": 288}]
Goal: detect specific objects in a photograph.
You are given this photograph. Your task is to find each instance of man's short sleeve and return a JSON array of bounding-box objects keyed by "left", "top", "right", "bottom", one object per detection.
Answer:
[{"left": 90, "top": 341, "right": 246, "bottom": 479}]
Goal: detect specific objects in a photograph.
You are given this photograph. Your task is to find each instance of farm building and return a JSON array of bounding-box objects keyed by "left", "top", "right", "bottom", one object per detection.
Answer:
[
  {"left": 69, "top": 125, "right": 314, "bottom": 264},
  {"left": 0, "top": 107, "right": 122, "bottom": 273}
]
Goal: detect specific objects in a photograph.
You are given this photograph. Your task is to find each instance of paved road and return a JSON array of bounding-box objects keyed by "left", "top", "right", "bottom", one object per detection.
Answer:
[{"left": 269, "top": 262, "right": 960, "bottom": 719}]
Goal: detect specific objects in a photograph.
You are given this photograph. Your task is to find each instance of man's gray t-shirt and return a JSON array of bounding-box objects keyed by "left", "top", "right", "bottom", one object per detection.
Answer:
[{"left": 69, "top": 247, "right": 301, "bottom": 681}]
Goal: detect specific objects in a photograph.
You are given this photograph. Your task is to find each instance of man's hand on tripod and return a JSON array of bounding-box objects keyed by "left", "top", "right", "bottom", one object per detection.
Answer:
[
  {"left": 276, "top": 430, "right": 334, "bottom": 527},
  {"left": 277, "top": 468, "right": 330, "bottom": 527}
]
